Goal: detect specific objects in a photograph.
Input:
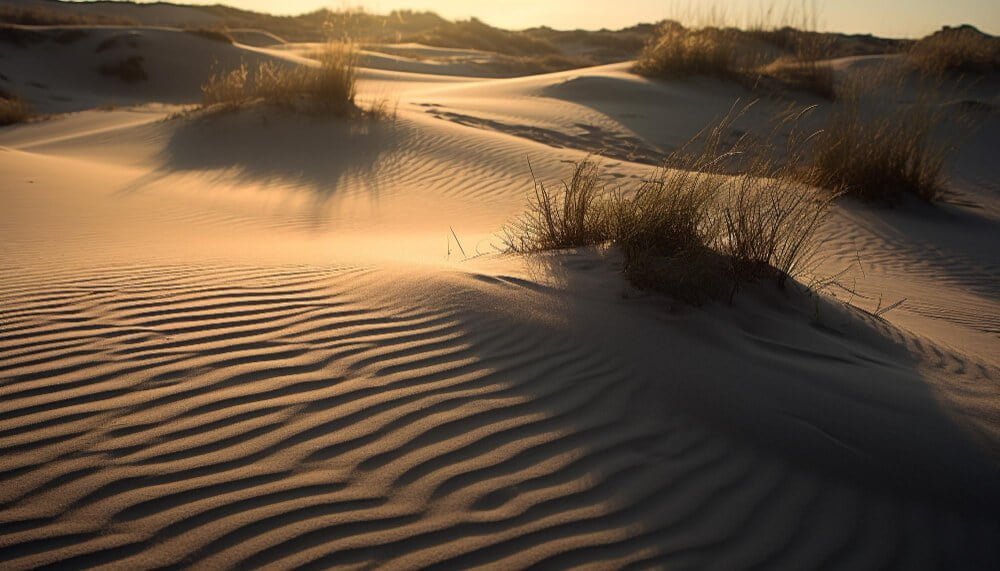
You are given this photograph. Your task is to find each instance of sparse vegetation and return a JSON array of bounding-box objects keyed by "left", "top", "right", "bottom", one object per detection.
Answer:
[
  {"left": 0, "top": 92, "right": 33, "bottom": 126},
  {"left": 635, "top": 21, "right": 837, "bottom": 98},
  {"left": 201, "top": 44, "right": 360, "bottom": 116},
  {"left": 806, "top": 79, "right": 948, "bottom": 202},
  {"left": 633, "top": 24, "right": 755, "bottom": 81},
  {"left": 762, "top": 56, "right": 836, "bottom": 99},
  {"left": 502, "top": 160, "right": 611, "bottom": 253},
  {"left": 909, "top": 25, "right": 1000, "bottom": 76},
  {"left": 760, "top": 24, "right": 837, "bottom": 99},
  {"left": 503, "top": 110, "right": 835, "bottom": 303},
  {"left": 98, "top": 56, "right": 149, "bottom": 84},
  {"left": 525, "top": 24, "right": 656, "bottom": 61}
]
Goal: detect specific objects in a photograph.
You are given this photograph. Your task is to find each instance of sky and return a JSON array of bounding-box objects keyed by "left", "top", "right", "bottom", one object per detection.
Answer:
[{"left": 126, "top": 1, "right": 999, "bottom": 38}]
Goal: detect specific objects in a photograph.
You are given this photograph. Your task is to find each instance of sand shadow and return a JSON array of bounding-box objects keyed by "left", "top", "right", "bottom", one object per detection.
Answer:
[
  {"left": 121, "top": 109, "right": 402, "bottom": 209},
  {"left": 502, "top": 252, "right": 1000, "bottom": 516}
]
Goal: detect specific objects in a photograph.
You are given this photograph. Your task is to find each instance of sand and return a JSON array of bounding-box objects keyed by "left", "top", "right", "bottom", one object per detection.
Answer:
[{"left": 1, "top": 26, "right": 999, "bottom": 569}]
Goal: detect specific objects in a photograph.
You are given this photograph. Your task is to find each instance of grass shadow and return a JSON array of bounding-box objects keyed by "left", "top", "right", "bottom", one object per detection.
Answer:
[{"left": 121, "top": 109, "right": 401, "bottom": 210}]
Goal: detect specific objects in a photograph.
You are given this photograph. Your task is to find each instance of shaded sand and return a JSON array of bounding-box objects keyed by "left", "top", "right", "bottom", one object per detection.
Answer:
[{"left": 2, "top": 27, "right": 999, "bottom": 569}]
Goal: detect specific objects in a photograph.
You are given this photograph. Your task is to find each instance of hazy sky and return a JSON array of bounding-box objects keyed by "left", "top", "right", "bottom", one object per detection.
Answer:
[{"left": 131, "top": 1, "right": 999, "bottom": 37}]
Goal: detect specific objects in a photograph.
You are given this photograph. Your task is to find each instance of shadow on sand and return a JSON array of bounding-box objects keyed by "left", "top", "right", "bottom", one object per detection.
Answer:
[{"left": 120, "top": 108, "right": 402, "bottom": 207}]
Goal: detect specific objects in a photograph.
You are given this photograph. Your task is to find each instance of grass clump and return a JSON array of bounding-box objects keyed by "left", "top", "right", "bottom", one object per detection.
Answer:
[
  {"left": 635, "top": 0, "right": 842, "bottom": 99},
  {"left": 635, "top": 21, "right": 837, "bottom": 98},
  {"left": 633, "top": 24, "right": 753, "bottom": 81},
  {"left": 760, "top": 28, "right": 836, "bottom": 99},
  {"left": 501, "top": 160, "right": 610, "bottom": 253},
  {"left": 98, "top": 56, "right": 148, "bottom": 83},
  {"left": 909, "top": 26, "right": 1000, "bottom": 76},
  {"left": 0, "top": 92, "right": 33, "bottom": 126},
  {"left": 503, "top": 109, "right": 835, "bottom": 303},
  {"left": 806, "top": 82, "right": 948, "bottom": 202},
  {"left": 202, "top": 44, "right": 360, "bottom": 116}
]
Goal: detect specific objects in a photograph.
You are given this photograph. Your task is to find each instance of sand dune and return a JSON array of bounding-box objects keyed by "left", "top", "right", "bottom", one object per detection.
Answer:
[{"left": 2, "top": 25, "right": 999, "bottom": 569}]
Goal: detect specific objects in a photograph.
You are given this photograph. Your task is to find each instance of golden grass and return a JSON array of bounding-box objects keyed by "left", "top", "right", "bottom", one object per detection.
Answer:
[
  {"left": 202, "top": 43, "right": 359, "bottom": 115},
  {"left": 503, "top": 108, "right": 835, "bottom": 302},
  {"left": 635, "top": 0, "right": 842, "bottom": 99},
  {"left": 808, "top": 107, "right": 946, "bottom": 202},
  {"left": 633, "top": 24, "right": 753, "bottom": 81},
  {"left": 501, "top": 160, "right": 611, "bottom": 253},
  {"left": 806, "top": 72, "right": 948, "bottom": 203},
  {"left": 635, "top": 22, "right": 837, "bottom": 98}
]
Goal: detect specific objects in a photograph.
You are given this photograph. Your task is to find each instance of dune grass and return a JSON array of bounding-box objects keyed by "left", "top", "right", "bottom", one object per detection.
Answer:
[
  {"left": 634, "top": 23, "right": 836, "bottom": 98},
  {"left": 501, "top": 160, "right": 611, "bottom": 253},
  {"left": 805, "top": 72, "right": 948, "bottom": 203},
  {"left": 808, "top": 107, "right": 946, "bottom": 203},
  {"left": 202, "top": 43, "right": 359, "bottom": 115},
  {"left": 909, "top": 26, "right": 1000, "bottom": 76},
  {"left": 0, "top": 93, "right": 33, "bottom": 126},
  {"left": 760, "top": 28, "right": 836, "bottom": 99},
  {"left": 503, "top": 109, "right": 835, "bottom": 303},
  {"left": 633, "top": 24, "right": 753, "bottom": 82},
  {"left": 634, "top": 3, "right": 838, "bottom": 99}
]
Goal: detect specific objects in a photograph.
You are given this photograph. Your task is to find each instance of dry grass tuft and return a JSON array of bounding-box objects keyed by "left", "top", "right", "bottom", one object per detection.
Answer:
[
  {"left": 633, "top": 24, "right": 754, "bottom": 81},
  {"left": 721, "top": 164, "right": 833, "bottom": 285},
  {"left": 761, "top": 32, "right": 836, "bottom": 99},
  {"left": 501, "top": 160, "right": 610, "bottom": 253},
  {"left": 909, "top": 26, "right": 1000, "bottom": 76},
  {"left": 0, "top": 93, "right": 33, "bottom": 126},
  {"left": 503, "top": 108, "right": 835, "bottom": 303},
  {"left": 806, "top": 78, "right": 948, "bottom": 202},
  {"left": 202, "top": 44, "right": 360, "bottom": 116},
  {"left": 635, "top": 20, "right": 837, "bottom": 99}
]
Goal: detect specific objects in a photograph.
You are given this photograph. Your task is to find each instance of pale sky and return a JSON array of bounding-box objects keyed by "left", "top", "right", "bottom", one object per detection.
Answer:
[{"left": 124, "top": 1, "right": 1000, "bottom": 38}]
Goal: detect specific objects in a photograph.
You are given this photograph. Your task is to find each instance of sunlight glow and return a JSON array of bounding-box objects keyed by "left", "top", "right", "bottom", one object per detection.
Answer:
[{"left": 103, "top": 0, "right": 1000, "bottom": 37}]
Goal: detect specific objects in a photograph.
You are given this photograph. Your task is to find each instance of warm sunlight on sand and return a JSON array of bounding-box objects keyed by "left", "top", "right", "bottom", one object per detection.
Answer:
[{"left": 1, "top": 1, "right": 998, "bottom": 569}]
